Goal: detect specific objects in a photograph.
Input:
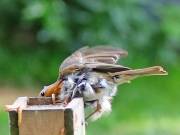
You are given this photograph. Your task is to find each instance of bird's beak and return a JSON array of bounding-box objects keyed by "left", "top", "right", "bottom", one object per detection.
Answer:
[{"left": 39, "top": 80, "right": 62, "bottom": 97}]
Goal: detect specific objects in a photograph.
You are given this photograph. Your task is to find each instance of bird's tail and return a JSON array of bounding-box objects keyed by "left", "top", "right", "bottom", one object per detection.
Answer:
[{"left": 109, "top": 66, "right": 168, "bottom": 84}]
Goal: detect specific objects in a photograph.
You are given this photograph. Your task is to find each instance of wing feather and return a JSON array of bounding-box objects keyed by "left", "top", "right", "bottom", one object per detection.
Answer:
[{"left": 60, "top": 46, "right": 129, "bottom": 75}]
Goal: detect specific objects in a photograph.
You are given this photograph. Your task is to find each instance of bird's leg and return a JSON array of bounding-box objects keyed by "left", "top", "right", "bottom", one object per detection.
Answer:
[
  {"left": 50, "top": 93, "right": 64, "bottom": 104},
  {"left": 85, "top": 101, "right": 101, "bottom": 121},
  {"left": 52, "top": 94, "right": 56, "bottom": 104},
  {"left": 61, "top": 96, "right": 72, "bottom": 106}
]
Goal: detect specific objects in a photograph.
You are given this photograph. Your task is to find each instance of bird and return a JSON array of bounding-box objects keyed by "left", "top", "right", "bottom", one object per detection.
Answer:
[{"left": 39, "top": 46, "right": 167, "bottom": 121}]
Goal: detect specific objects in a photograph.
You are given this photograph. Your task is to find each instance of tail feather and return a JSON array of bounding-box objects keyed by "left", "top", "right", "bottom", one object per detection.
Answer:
[{"left": 109, "top": 66, "right": 167, "bottom": 84}]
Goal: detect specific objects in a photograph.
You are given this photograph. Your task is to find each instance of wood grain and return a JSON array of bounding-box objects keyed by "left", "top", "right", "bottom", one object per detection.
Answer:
[
  {"left": 19, "top": 109, "right": 64, "bottom": 135},
  {"left": 7, "top": 97, "right": 85, "bottom": 135}
]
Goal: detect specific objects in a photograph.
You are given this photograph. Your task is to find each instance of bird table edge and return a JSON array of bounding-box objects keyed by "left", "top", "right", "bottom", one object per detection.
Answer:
[{"left": 6, "top": 97, "right": 85, "bottom": 135}]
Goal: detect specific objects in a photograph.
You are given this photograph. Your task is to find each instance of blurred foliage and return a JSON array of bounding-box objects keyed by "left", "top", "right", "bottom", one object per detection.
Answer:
[
  {"left": 0, "top": 0, "right": 179, "bottom": 86},
  {"left": 0, "top": 109, "right": 8, "bottom": 135},
  {"left": 0, "top": 1, "right": 180, "bottom": 135}
]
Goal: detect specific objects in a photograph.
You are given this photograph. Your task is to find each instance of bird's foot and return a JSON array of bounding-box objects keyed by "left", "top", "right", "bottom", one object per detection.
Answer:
[{"left": 85, "top": 101, "right": 101, "bottom": 121}]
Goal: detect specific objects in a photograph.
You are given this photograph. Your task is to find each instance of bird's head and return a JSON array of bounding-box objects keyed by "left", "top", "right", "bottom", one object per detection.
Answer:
[{"left": 39, "top": 80, "right": 63, "bottom": 97}]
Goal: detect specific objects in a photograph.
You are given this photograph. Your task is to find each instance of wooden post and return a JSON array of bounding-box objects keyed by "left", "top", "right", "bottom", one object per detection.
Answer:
[{"left": 6, "top": 97, "right": 85, "bottom": 135}]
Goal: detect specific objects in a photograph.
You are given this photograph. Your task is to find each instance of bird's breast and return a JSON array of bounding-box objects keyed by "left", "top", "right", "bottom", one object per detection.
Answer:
[{"left": 60, "top": 71, "right": 117, "bottom": 102}]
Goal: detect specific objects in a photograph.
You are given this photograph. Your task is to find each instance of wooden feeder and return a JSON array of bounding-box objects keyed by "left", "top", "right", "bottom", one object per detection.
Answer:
[{"left": 6, "top": 97, "right": 85, "bottom": 135}]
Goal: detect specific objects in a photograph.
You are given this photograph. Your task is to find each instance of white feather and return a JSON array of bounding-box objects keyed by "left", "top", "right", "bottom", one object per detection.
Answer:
[
  {"left": 110, "top": 85, "right": 117, "bottom": 96},
  {"left": 91, "top": 96, "right": 112, "bottom": 121},
  {"left": 82, "top": 82, "right": 96, "bottom": 101}
]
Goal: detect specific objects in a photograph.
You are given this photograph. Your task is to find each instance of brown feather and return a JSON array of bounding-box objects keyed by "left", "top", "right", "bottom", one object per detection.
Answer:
[
  {"left": 109, "top": 66, "right": 168, "bottom": 84},
  {"left": 60, "top": 46, "right": 128, "bottom": 74}
]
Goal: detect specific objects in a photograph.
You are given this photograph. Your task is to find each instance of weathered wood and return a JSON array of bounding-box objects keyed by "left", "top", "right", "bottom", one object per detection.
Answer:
[
  {"left": 64, "top": 109, "right": 73, "bottom": 135},
  {"left": 9, "top": 111, "right": 19, "bottom": 135},
  {"left": 65, "top": 98, "right": 85, "bottom": 135},
  {"left": 27, "top": 97, "right": 54, "bottom": 105},
  {"left": 6, "top": 97, "right": 28, "bottom": 112},
  {"left": 7, "top": 97, "right": 85, "bottom": 135},
  {"left": 7, "top": 97, "right": 28, "bottom": 135},
  {"left": 19, "top": 108, "right": 64, "bottom": 135}
]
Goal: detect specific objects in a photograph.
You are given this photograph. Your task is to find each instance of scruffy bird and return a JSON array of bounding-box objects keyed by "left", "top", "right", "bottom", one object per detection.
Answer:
[{"left": 39, "top": 46, "right": 167, "bottom": 121}]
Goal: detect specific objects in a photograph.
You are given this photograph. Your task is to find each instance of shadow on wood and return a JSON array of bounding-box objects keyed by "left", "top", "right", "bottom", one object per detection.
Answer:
[{"left": 6, "top": 97, "right": 85, "bottom": 135}]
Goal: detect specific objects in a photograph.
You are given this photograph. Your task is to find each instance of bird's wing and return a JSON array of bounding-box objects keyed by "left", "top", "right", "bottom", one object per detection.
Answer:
[
  {"left": 60, "top": 46, "right": 128, "bottom": 69},
  {"left": 60, "top": 46, "right": 129, "bottom": 75},
  {"left": 84, "top": 62, "right": 130, "bottom": 72}
]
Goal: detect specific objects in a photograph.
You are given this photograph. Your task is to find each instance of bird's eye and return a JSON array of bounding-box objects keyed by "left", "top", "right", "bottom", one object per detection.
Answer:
[{"left": 41, "top": 92, "right": 45, "bottom": 96}]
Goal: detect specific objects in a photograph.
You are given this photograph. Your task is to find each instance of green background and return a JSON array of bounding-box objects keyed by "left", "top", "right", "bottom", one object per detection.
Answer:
[{"left": 0, "top": 0, "right": 179, "bottom": 135}]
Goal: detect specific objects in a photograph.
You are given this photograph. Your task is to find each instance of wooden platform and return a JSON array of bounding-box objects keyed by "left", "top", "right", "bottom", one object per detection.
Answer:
[{"left": 6, "top": 97, "right": 85, "bottom": 135}]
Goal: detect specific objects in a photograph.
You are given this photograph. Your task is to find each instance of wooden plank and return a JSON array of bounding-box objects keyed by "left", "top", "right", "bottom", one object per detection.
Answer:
[
  {"left": 9, "top": 111, "right": 19, "bottom": 135},
  {"left": 19, "top": 108, "right": 64, "bottom": 135},
  {"left": 19, "top": 97, "right": 65, "bottom": 135},
  {"left": 64, "top": 109, "right": 73, "bottom": 135},
  {"left": 27, "top": 97, "right": 54, "bottom": 105},
  {"left": 7, "top": 97, "right": 28, "bottom": 135},
  {"left": 65, "top": 98, "right": 85, "bottom": 135},
  {"left": 6, "top": 97, "right": 28, "bottom": 112},
  {"left": 7, "top": 97, "right": 85, "bottom": 135}
]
